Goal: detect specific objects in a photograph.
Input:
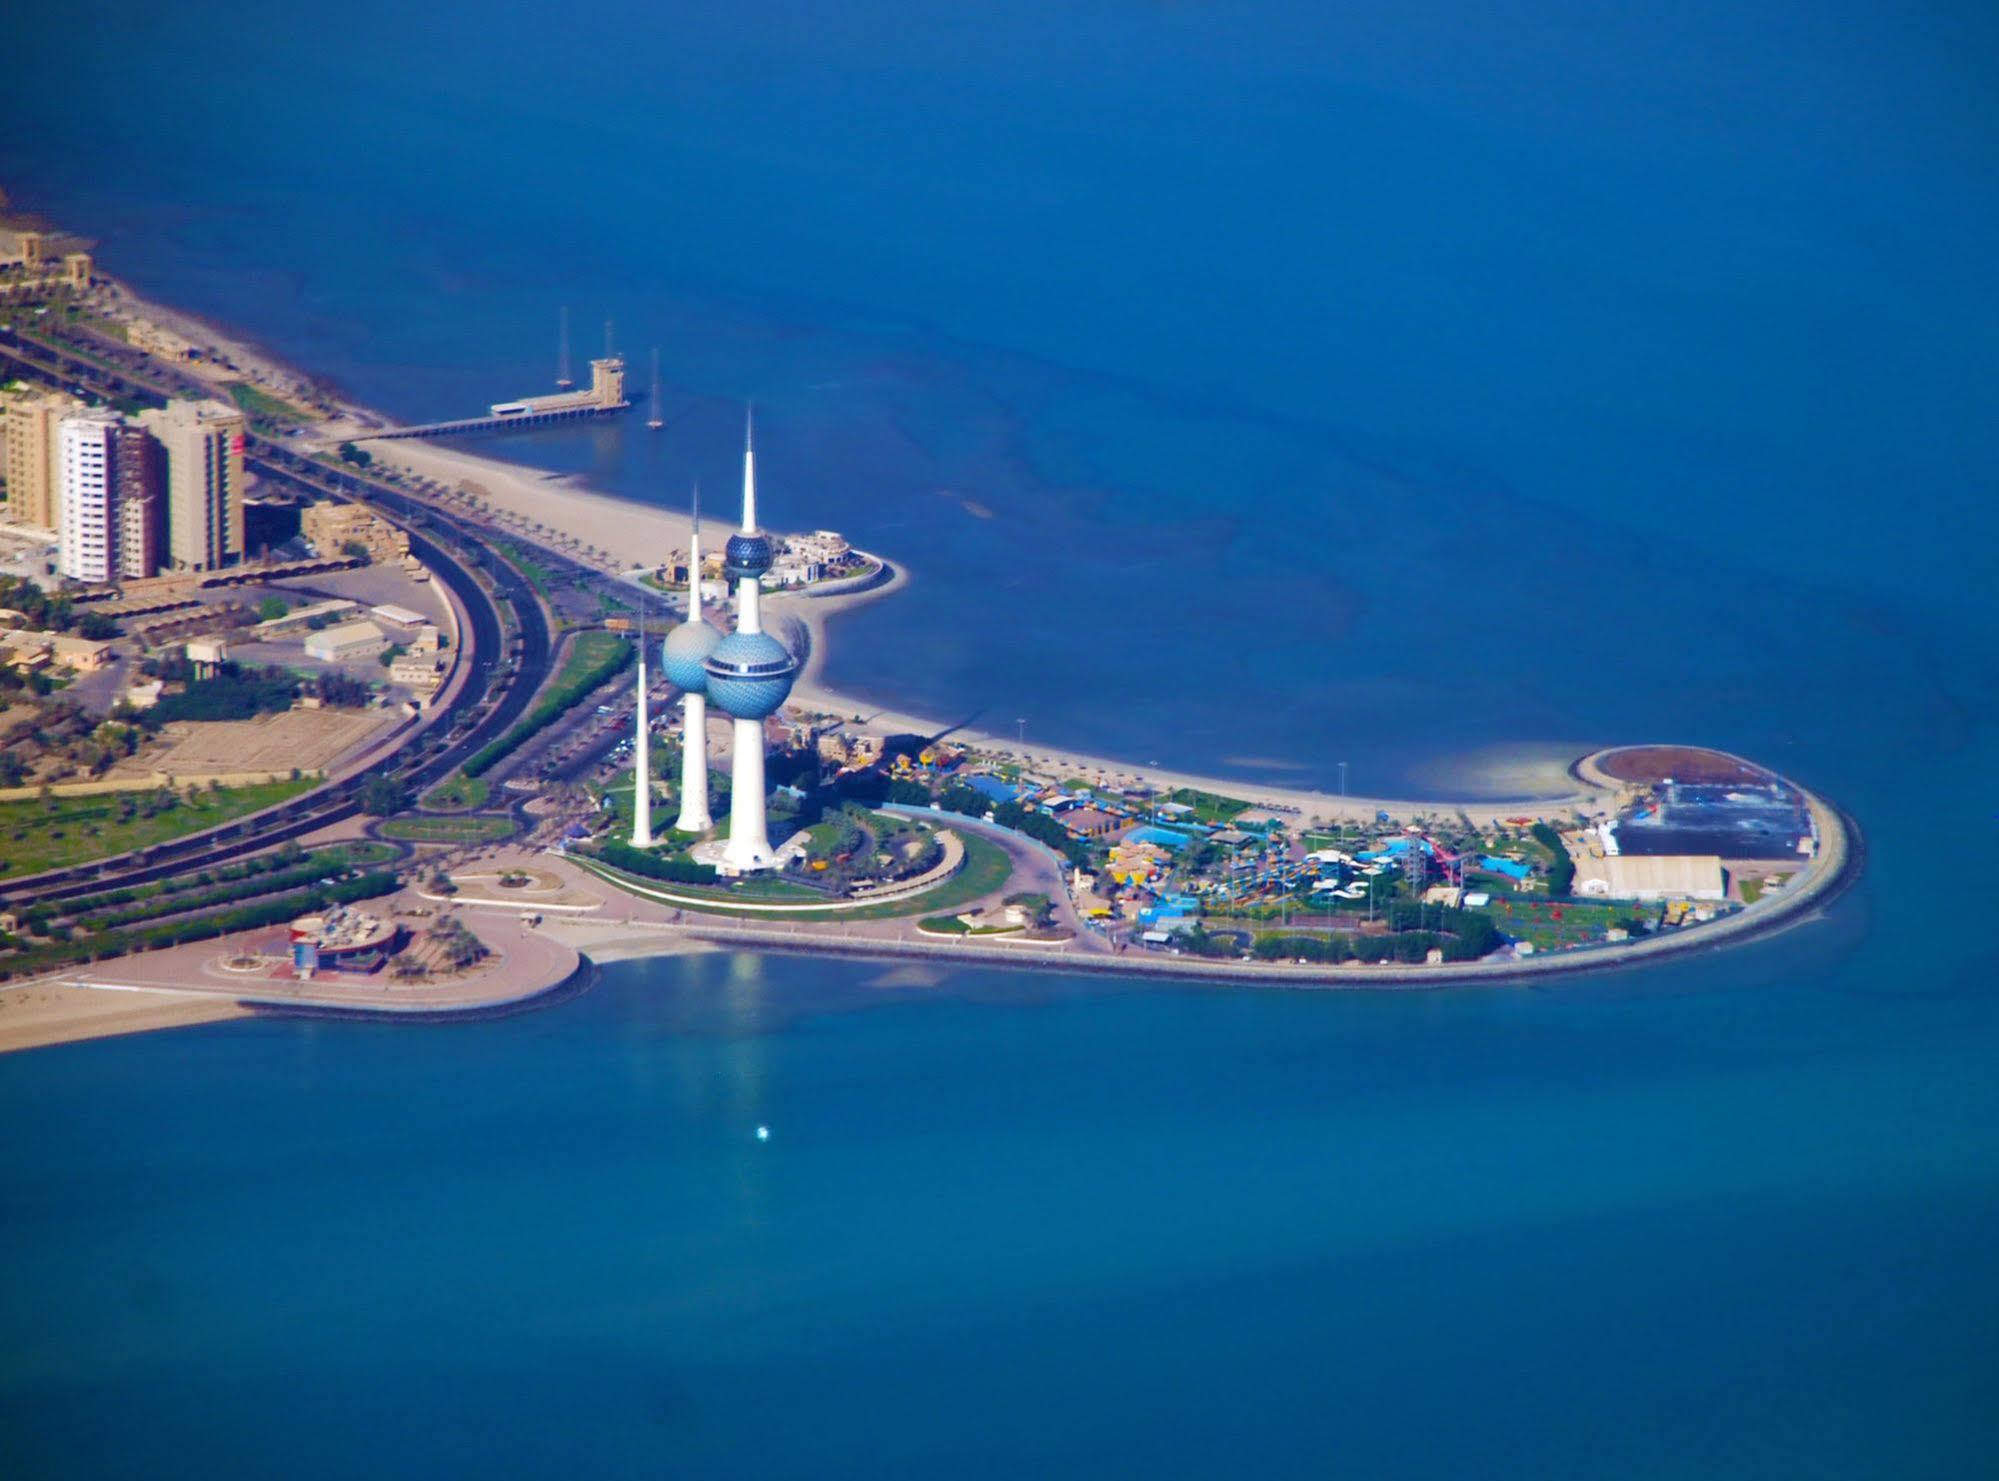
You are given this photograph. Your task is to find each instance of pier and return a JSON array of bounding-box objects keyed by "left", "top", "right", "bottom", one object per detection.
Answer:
[{"left": 342, "top": 354, "right": 628, "bottom": 445}]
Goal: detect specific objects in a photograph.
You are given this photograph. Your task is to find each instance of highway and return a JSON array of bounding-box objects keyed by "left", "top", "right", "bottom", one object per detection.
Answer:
[{"left": 0, "top": 325, "right": 557, "bottom": 908}]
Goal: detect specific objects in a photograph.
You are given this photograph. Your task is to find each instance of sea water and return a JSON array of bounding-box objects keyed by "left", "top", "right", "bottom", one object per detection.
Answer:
[{"left": 2, "top": 1, "right": 1996, "bottom": 1473}]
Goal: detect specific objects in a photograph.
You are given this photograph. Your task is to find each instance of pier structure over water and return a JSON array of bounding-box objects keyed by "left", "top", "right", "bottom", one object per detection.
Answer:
[{"left": 346, "top": 355, "right": 628, "bottom": 444}]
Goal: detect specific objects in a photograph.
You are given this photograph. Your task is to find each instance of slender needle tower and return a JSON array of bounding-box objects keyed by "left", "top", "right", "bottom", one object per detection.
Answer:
[
  {"left": 705, "top": 410, "right": 798, "bottom": 871},
  {"left": 630, "top": 596, "right": 652, "bottom": 848},
  {"left": 663, "top": 486, "right": 719, "bottom": 833}
]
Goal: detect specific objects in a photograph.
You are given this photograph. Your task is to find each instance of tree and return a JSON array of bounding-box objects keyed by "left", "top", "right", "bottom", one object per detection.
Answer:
[
  {"left": 258, "top": 596, "right": 290, "bottom": 622},
  {"left": 359, "top": 774, "right": 411, "bottom": 816}
]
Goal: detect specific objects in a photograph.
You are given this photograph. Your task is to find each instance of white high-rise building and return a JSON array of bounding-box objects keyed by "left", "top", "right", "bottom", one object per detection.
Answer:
[
  {"left": 56, "top": 411, "right": 119, "bottom": 583},
  {"left": 702, "top": 415, "right": 799, "bottom": 872}
]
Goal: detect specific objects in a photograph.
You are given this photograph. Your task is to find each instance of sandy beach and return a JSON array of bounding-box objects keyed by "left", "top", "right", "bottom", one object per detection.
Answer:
[
  {"left": 0, "top": 982, "right": 248, "bottom": 1055},
  {"left": 356, "top": 436, "right": 1599, "bottom": 825},
  {"left": 53, "top": 265, "right": 1605, "bottom": 827}
]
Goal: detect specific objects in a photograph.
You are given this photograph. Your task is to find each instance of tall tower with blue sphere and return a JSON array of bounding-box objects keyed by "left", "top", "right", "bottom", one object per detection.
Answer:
[
  {"left": 662, "top": 486, "right": 720, "bottom": 833},
  {"left": 705, "top": 411, "right": 798, "bottom": 870}
]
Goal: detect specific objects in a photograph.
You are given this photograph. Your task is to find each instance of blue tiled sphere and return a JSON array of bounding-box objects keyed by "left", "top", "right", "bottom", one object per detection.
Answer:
[
  {"left": 724, "top": 532, "right": 774, "bottom": 580},
  {"left": 704, "top": 629, "right": 797, "bottom": 719},
  {"left": 661, "top": 618, "right": 720, "bottom": 692}
]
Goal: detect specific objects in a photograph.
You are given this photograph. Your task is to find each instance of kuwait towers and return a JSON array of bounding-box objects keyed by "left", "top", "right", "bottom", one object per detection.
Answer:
[
  {"left": 661, "top": 487, "right": 719, "bottom": 834},
  {"left": 702, "top": 413, "right": 798, "bottom": 871}
]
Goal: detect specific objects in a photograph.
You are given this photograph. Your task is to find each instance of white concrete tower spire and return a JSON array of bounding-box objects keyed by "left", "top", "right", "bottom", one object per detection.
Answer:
[
  {"left": 671, "top": 485, "right": 715, "bottom": 833},
  {"left": 738, "top": 406, "right": 764, "bottom": 637},
  {"left": 706, "top": 405, "right": 795, "bottom": 873},
  {"left": 742, "top": 405, "right": 758, "bottom": 533},
  {"left": 630, "top": 596, "right": 652, "bottom": 848}
]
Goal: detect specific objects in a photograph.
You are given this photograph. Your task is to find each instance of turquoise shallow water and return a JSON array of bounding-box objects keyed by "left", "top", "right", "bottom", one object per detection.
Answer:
[
  {"left": 5, "top": 942, "right": 1999, "bottom": 1479},
  {"left": 2, "top": 1, "right": 1997, "bottom": 1472}
]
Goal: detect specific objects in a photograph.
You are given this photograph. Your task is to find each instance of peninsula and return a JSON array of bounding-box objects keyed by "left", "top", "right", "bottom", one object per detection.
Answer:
[{"left": 0, "top": 214, "right": 1856, "bottom": 1054}]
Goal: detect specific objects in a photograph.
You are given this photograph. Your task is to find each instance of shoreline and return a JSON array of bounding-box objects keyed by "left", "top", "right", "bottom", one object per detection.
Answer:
[
  {"left": 0, "top": 768, "right": 1857, "bottom": 1056},
  {"left": 60, "top": 261, "right": 1587, "bottom": 819},
  {"left": 0, "top": 243, "right": 1862, "bottom": 1053},
  {"left": 545, "top": 784, "right": 1857, "bottom": 993}
]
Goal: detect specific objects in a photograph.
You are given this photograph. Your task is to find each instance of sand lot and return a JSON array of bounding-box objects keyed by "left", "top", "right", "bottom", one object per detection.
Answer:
[{"left": 125, "top": 707, "right": 390, "bottom": 779}]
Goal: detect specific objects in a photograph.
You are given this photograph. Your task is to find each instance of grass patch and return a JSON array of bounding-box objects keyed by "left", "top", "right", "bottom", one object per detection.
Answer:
[
  {"left": 495, "top": 541, "right": 560, "bottom": 601},
  {"left": 581, "top": 828, "right": 1016, "bottom": 922},
  {"left": 224, "top": 380, "right": 315, "bottom": 426},
  {"left": 0, "top": 777, "right": 317, "bottom": 879},
  {"left": 1479, "top": 897, "right": 1637, "bottom": 951},
  {"left": 377, "top": 813, "right": 517, "bottom": 844},
  {"left": 918, "top": 915, "right": 1019, "bottom": 936},
  {"left": 420, "top": 773, "right": 490, "bottom": 812},
  {"left": 463, "top": 630, "right": 633, "bottom": 778},
  {"left": 1168, "top": 787, "right": 1252, "bottom": 824},
  {"left": 1738, "top": 874, "right": 1791, "bottom": 905}
]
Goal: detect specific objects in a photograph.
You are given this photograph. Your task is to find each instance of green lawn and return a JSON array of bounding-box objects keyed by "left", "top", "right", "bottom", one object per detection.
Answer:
[
  {"left": 496, "top": 542, "right": 560, "bottom": 601},
  {"left": 64, "top": 306, "right": 128, "bottom": 343},
  {"left": 582, "top": 828, "right": 1015, "bottom": 922},
  {"left": 223, "top": 380, "right": 315, "bottom": 426},
  {"left": 377, "top": 813, "right": 517, "bottom": 844},
  {"left": 1480, "top": 897, "right": 1636, "bottom": 951},
  {"left": 1169, "top": 787, "right": 1252, "bottom": 824},
  {"left": 1739, "top": 874, "right": 1791, "bottom": 905},
  {"left": 462, "top": 629, "right": 633, "bottom": 778},
  {"left": 420, "top": 774, "right": 491, "bottom": 812},
  {"left": 0, "top": 777, "right": 318, "bottom": 879},
  {"left": 919, "top": 915, "right": 1019, "bottom": 936}
]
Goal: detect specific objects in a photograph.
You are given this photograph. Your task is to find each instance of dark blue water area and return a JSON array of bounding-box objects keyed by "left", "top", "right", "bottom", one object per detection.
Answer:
[
  {"left": 3, "top": 0, "right": 1994, "bottom": 802},
  {"left": 3, "top": 1, "right": 1999, "bottom": 1472},
  {"left": 4, "top": 931, "right": 1999, "bottom": 1480}
]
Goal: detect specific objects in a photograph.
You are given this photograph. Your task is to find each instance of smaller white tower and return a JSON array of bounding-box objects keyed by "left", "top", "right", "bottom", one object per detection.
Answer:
[{"left": 630, "top": 599, "right": 653, "bottom": 849}]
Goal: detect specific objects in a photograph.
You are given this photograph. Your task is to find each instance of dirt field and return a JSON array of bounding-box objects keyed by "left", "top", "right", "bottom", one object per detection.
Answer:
[
  {"left": 1592, "top": 745, "right": 1770, "bottom": 786},
  {"left": 123, "top": 708, "right": 390, "bottom": 779}
]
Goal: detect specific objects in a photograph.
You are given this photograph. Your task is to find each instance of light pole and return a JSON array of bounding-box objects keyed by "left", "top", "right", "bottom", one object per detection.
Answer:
[
  {"left": 1338, "top": 760, "right": 1348, "bottom": 797},
  {"left": 1016, "top": 717, "right": 1027, "bottom": 747}
]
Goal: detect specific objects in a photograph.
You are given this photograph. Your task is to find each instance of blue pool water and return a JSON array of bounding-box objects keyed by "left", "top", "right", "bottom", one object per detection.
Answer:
[{"left": 2, "top": 2, "right": 1997, "bottom": 1474}]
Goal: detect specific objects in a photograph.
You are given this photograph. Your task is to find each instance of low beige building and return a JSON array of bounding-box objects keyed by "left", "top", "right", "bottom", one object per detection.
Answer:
[
  {"left": 388, "top": 653, "right": 444, "bottom": 691},
  {"left": 304, "top": 619, "right": 388, "bottom": 663},
  {"left": 1591, "top": 854, "right": 1726, "bottom": 902},
  {"left": 300, "top": 500, "right": 410, "bottom": 562},
  {"left": 0, "top": 628, "right": 114, "bottom": 673}
]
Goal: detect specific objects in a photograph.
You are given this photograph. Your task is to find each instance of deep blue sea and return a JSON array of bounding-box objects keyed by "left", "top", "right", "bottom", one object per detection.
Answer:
[{"left": 3, "top": 2, "right": 1997, "bottom": 1474}]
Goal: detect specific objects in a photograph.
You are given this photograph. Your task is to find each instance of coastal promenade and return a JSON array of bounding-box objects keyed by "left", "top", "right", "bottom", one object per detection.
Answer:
[{"left": 554, "top": 788, "right": 1853, "bottom": 991}]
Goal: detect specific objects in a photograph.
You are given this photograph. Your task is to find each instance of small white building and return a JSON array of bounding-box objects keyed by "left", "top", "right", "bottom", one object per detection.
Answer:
[
  {"left": 305, "top": 619, "right": 388, "bottom": 663},
  {"left": 369, "top": 602, "right": 428, "bottom": 634}
]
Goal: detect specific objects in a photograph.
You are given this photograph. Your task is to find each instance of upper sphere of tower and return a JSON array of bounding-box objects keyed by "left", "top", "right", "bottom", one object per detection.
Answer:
[
  {"left": 661, "top": 617, "right": 720, "bottom": 692},
  {"left": 724, "top": 531, "right": 773, "bottom": 580}
]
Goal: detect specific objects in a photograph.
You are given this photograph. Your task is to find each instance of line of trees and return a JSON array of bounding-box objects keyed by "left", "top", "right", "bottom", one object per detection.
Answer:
[
  {"left": 1531, "top": 822, "right": 1575, "bottom": 896},
  {"left": 0, "top": 871, "right": 398, "bottom": 982},
  {"left": 462, "top": 637, "right": 633, "bottom": 778}
]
